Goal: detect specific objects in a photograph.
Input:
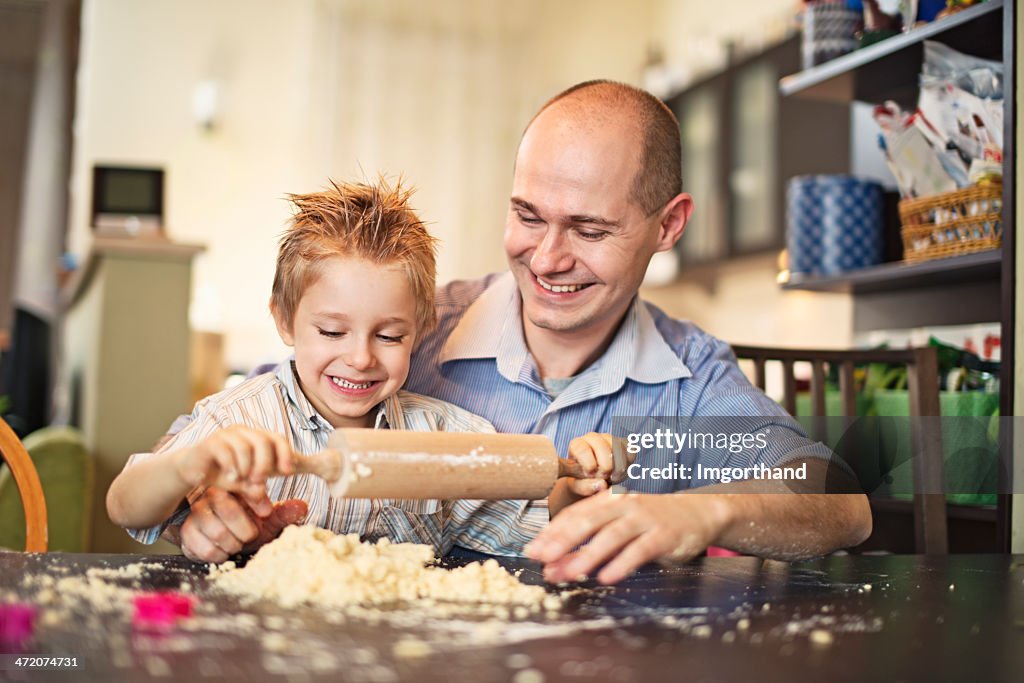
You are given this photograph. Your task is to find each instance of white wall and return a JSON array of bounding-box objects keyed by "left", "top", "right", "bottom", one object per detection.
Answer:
[
  {"left": 69, "top": 0, "right": 848, "bottom": 372},
  {"left": 70, "top": 0, "right": 320, "bottom": 368},
  {"left": 642, "top": 254, "right": 853, "bottom": 349}
]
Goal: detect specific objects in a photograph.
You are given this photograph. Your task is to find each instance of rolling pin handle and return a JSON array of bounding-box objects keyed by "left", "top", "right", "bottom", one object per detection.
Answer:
[
  {"left": 557, "top": 457, "right": 589, "bottom": 480},
  {"left": 292, "top": 449, "right": 343, "bottom": 482}
]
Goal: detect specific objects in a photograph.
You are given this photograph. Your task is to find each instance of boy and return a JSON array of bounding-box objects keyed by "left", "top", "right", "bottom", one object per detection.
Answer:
[{"left": 107, "top": 179, "right": 558, "bottom": 559}]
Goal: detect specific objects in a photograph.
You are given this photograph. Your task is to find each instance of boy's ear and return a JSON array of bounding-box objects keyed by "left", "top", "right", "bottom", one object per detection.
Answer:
[{"left": 270, "top": 300, "right": 295, "bottom": 347}]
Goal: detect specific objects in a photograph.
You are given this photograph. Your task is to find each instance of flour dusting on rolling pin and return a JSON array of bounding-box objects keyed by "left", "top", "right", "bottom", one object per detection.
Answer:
[{"left": 292, "top": 429, "right": 589, "bottom": 499}]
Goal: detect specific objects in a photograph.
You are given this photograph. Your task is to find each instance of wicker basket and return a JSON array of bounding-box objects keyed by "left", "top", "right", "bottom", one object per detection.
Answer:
[{"left": 898, "top": 183, "right": 1002, "bottom": 262}]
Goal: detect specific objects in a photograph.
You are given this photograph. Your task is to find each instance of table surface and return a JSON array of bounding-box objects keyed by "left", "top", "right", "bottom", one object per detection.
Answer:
[{"left": 1, "top": 550, "right": 1022, "bottom": 682}]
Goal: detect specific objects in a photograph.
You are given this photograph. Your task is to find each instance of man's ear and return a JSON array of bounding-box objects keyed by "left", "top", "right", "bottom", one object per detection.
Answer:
[
  {"left": 655, "top": 193, "right": 694, "bottom": 252},
  {"left": 270, "top": 300, "right": 295, "bottom": 347}
]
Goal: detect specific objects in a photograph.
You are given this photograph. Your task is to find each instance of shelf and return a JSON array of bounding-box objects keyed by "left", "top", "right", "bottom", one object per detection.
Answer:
[
  {"left": 782, "top": 249, "right": 1002, "bottom": 294},
  {"left": 780, "top": 0, "right": 1003, "bottom": 107}
]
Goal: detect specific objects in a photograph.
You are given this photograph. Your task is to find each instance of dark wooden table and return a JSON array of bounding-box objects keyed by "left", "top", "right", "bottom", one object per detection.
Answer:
[{"left": 1, "top": 550, "right": 1022, "bottom": 682}]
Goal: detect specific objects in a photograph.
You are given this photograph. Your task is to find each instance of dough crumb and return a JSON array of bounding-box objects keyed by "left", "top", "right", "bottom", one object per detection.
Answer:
[
  {"left": 506, "top": 653, "right": 532, "bottom": 669},
  {"left": 261, "top": 633, "right": 289, "bottom": 653},
  {"left": 809, "top": 629, "right": 834, "bottom": 646},
  {"left": 512, "top": 668, "right": 545, "bottom": 683},
  {"left": 392, "top": 637, "right": 432, "bottom": 658}
]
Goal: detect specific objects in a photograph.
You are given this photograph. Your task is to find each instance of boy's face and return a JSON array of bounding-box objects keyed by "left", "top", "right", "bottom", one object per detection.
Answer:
[{"left": 275, "top": 256, "right": 418, "bottom": 429}]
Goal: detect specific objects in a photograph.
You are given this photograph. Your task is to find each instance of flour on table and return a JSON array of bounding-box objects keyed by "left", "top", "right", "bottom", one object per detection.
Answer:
[{"left": 209, "top": 525, "right": 560, "bottom": 613}]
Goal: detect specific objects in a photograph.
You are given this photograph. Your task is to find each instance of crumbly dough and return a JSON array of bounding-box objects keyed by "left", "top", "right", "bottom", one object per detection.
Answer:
[{"left": 210, "top": 525, "right": 558, "bottom": 612}]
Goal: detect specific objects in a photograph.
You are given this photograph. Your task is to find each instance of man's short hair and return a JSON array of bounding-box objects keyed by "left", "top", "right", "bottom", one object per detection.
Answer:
[
  {"left": 530, "top": 80, "right": 682, "bottom": 214},
  {"left": 271, "top": 178, "right": 438, "bottom": 334}
]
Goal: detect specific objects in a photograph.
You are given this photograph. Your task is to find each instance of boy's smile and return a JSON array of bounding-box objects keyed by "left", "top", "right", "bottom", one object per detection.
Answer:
[{"left": 274, "top": 256, "right": 417, "bottom": 429}]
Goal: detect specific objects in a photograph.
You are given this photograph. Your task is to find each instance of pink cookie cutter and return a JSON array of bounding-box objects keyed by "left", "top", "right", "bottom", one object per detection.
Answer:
[
  {"left": 0, "top": 603, "right": 36, "bottom": 643},
  {"left": 132, "top": 592, "right": 194, "bottom": 631}
]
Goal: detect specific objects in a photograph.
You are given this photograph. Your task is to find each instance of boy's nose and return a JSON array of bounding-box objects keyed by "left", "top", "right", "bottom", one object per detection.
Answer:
[{"left": 342, "top": 342, "right": 376, "bottom": 371}]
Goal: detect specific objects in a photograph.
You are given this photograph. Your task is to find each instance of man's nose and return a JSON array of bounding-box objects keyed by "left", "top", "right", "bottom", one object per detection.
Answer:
[{"left": 530, "top": 228, "right": 574, "bottom": 274}]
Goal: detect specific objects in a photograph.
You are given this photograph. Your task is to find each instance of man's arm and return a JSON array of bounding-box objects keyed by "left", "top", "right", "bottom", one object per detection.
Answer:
[{"left": 526, "top": 458, "right": 871, "bottom": 585}]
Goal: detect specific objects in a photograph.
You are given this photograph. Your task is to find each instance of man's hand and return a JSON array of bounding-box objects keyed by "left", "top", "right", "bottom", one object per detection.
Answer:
[
  {"left": 179, "top": 487, "right": 308, "bottom": 563},
  {"left": 528, "top": 489, "right": 730, "bottom": 585},
  {"left": 548, "top": 433, "right": 634, "bottom": 517},
  {"left": 565, "top": 432, "right": 619, "bottom": 495},
  {"left": 528, "top": 458, "right": 872, "bottom": 586}
]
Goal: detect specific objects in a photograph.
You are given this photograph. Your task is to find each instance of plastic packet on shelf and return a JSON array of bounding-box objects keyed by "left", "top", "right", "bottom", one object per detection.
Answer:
[
  {"left": 874, "top": 101, "right": 959, "bottom": 197},
  {"left": 919, "top": 83, "right": 1002, "bottom": 164},
  {"left": 920, "top": 40, "right": 1003, "bottom": 100}
]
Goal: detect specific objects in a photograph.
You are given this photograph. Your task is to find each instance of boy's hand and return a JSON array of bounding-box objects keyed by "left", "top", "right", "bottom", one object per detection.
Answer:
[{"left": 173, "top": 426, "right": 295, "bottom": 507}]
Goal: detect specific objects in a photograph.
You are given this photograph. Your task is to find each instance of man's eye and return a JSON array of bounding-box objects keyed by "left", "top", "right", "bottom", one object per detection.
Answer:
[
  {"left": 516, "top": 211, "right": 542, "bottom": 225},
  {"left": 377, "top": 334, "right": 406, "bottom": 344},
  {"left": 318, "top": 328, "right": 343, "bottom": 338},
  {"left": 576, "top": 229, "right": 606, "bottom": 240}
]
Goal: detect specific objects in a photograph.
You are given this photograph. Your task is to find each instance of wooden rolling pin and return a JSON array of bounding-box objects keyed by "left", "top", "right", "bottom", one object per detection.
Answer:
[{"left": 292, "top": 429, "right": 592, "bottom": 500}]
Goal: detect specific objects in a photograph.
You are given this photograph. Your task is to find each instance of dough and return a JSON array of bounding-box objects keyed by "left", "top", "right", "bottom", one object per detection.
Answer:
[{"left": 210, "top": 525, "right": 559, "bottom": 613}]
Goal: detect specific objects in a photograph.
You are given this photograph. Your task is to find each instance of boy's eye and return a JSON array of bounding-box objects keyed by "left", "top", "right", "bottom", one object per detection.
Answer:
[
  {"left": 317, "top": 328, "right": 343, "bottom": 338},
  {"left": 377, "top": 334, "right": 406, "bottom": 344}
]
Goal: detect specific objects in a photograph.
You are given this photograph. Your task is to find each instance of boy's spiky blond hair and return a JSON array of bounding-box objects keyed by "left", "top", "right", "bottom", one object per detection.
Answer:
[{"left": 271, "top": 178, "right": 437, "bottom": 334}]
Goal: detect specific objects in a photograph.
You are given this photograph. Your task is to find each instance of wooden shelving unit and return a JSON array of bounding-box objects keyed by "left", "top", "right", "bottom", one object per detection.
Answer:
[{"left": 778, "top": 0, "right": 1014, "bottom": 552}]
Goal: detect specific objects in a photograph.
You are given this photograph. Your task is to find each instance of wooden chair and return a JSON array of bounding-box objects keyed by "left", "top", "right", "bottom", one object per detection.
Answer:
[
  {"left": 731, "top": 345, "right": 946, "bottom": 555},
  {"left": 0, "top": 416, "right": 48, "bottom": 552}
]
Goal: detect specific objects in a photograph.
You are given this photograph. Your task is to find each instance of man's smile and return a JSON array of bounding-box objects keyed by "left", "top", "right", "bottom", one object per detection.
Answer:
[{"left": 533, "top": 272, "right": 596, "bottom": 296}]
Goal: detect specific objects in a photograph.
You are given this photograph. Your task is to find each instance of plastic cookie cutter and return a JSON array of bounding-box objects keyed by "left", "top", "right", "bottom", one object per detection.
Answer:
[
  {"left": 132, "top": 592, "right": 195, "bottom": 631},
  {"left": 0, "top": 603, "right": 36, "bottom": 643}
]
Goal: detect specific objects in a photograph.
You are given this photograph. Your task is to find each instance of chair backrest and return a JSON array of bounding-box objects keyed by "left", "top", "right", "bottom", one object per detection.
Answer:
[
  {"left": 0, "top": 416, "right": 48, "bottom": 551},
  {"left": 731, "top": 345, "right": 946, "bottom": 555},
  {"left": 21, "top": 427, "right": 92, "bottom": 552}
]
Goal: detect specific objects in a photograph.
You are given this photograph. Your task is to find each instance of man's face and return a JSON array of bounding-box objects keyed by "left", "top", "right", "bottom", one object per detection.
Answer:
[
  {"left": 504, "top": 109, "right": 665, "bottom": 340},
  {"left": 275, "top": 256, "right": 417, "bottom": 428}
]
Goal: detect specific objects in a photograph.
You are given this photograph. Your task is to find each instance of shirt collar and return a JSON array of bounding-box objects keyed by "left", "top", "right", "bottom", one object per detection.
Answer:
[
  {"left": 277, "top": 359, "right": 398, "bottom": 431},
  {"left": 439, "top": 272, "right": 534, "bottom": 384},
  {"left": 586, "top": 296, "right": 692, "bottom": 395},
  {"left": 439, "top": 271, "right": 691, "bottom": 392}
]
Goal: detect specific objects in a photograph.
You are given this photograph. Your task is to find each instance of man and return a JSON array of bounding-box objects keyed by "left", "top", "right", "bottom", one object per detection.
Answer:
[{"left": 171, "top": 80, "right": 871, "bottom": 582}]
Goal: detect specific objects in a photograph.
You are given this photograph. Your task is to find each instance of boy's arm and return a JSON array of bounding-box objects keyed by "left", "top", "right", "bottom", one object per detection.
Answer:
[
  {"left": 106, "top": 406, "right": 228, "bottom": 533},
  {"left": 106, "top": 448, "right": 196, "bottom": 529},
  {"left": 107, "top": 413, "right": 293, "bottom": 535}
]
